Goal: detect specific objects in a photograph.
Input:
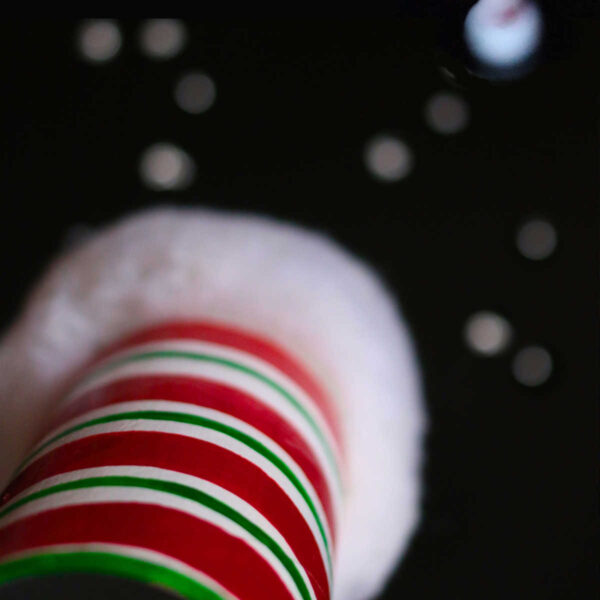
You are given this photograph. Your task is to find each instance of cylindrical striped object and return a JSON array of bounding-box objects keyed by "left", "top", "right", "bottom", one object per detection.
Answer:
[{"left": 0, "top": 321, "right": 346, "bottom": 600}]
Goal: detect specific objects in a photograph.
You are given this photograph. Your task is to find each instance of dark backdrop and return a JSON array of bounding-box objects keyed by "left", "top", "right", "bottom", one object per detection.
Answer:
[{"left": 2, "top": 13, "right": 598, "bottom": 600}]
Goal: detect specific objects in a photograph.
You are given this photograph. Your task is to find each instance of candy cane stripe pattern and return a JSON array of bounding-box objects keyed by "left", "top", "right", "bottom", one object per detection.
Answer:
[
  {"left": 0, "top": 208, "right": 426, "bottom": 600},
  {"left": 0, "top": 322, "right": 346, "bottom": 600}
]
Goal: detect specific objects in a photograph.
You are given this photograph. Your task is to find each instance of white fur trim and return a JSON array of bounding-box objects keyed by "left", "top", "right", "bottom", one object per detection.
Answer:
[{"left": 0, "top": 207, "right": 426, "bottom": 600}]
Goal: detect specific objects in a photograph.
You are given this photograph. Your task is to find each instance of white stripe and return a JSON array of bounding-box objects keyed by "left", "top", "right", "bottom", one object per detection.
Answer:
[
  {"left": 0, "top": 542, "right": 241, "bottom": 600},
  {"left": 25, "top": 399, "right": 335, "bottom": 553},
  {"left": 62, "top": 340, "right": 343, "bottom": 485},
  {"left": 17, "top": 416, "right": 332, "bottom": 567},
  {"left": 82, "top": 338, "right": 337, "bottom": 451},
  {"left": 0, "top": 465, "right": 321, "bottom": 599},
  {"left": 33, "top": 399, "right": 339, "bottom": 538},
  {"left": 0, "top": 486, "right": 306, "bottom": 600},
  {"left": 62, "top": 355, "right": 342, "bottom": 501}
]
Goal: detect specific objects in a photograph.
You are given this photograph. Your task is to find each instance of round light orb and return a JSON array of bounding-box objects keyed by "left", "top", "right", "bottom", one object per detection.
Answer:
[
  {"left": 516, "top": 219, "right": 557, "bottom": 260},
  {"left": 174, "top": 72, "right": 217, "bottom": 114},
  {"left": 464, "top": 311, "right": 512, "bottom": 356},
  {"left": 364, "top": 135, "right": 414, "bottom": 182},
  {"left": 139, "top": 143, "right": 195, "bottom": 191},
  {"left": 77, "top": 20, "right": 122, "bottom": 63},
  {"left": 464, "top": 0, "right": 543, "bottom": 68},
  {"left": 139, "top": 19, "right": 187, "bottom": 60},
  {"left": 512, "top": 345, "right": 553, "bottom": 386},
  {"left": 424, "top": 92, "right": 470, "bottom": 135}
]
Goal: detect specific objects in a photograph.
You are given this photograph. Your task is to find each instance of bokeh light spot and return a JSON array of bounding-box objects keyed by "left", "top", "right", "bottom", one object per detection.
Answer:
[
  {"left": 77, "top": 20, "right": 122, "bottom": 63},
  {"left": 425, "top": 92, "right": 470, "bottom": 135},
  {"left": 139, "top": 143, "right": 195, "bottom": 191},
  {"left": 364, "top": 135, "right": 414, "bottom": 182},
  {"left": 516, "top": 219, "right": 557, "bottom": 260},
  {"left": 464, "top": 311, "right": 512, "bottom": 356},
  {"left": 139, "top": 19, "right": 187, "bottom": 60},
  {"left": 174, "top": 72, "right": 217, "bottom": 114},
  {"left": 512, "top": 345, "right": 553, "bottom": 386}
]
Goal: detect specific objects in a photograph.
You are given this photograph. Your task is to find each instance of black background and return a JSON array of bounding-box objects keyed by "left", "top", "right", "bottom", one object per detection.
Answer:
[{"left": 2, "top": 10, "right": 599, "bottom": 600}]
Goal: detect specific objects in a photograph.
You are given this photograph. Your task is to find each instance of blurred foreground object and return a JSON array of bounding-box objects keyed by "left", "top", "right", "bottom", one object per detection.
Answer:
[{"left": 0, "top": 208, "right": 425, "bottom": 600}]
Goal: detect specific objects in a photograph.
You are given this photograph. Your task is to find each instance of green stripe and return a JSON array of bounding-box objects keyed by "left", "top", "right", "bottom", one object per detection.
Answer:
[
  {"left": 0, "top": 475, "right": 314, "bottom": 600},
  {"left": 88, "top": 349, "right": 342, "bottom": 493},
  {"left": 0, "top": 550, "right": 227, "bottom": 599},
  {"left": 19, "top": 410, "right": 333, "bottom": 577}
]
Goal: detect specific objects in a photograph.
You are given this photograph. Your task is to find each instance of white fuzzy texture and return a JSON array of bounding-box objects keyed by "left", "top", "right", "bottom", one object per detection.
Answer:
[{"left": 0, "top": 207, "right": 425, "bottom": 600}]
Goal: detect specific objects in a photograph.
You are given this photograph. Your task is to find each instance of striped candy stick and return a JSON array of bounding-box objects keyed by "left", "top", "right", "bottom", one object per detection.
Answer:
[{"left": 0, "top": 321, "right": 346, "bottom": 600}]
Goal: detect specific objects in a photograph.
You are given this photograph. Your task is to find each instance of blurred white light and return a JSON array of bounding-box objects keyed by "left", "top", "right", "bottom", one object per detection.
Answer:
[
  {"left": 424, "top": 92, "right": 470, "bottom": 135},
  {"left": 364, "top": 135, "right": 414, "bottom": 182},
  {"left": 464, "top": 311, "right": 512, "bottom": 356},
  {"left": 77, "top": 20, "right": 122, "bottom": 63},
  {"left": 464, "top": 0, "right": 542, "bottom": 68},
  {"left": 516, "top": 219, "right": 557, "bottom": 260},
  {"left": 174, "top": 72, "right": 217, "bottom": 114},
  {"left": 139, "top": 19, "right": 187, "bottom": 59},
  {"left": 139, "top": 143, "right": 195, "bottom": 190},
  {"left": 512, "top": 345, "right": 553, "bottom": 386}
]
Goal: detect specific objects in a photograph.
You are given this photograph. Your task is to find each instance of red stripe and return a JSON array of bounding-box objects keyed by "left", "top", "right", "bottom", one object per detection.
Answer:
[
  {"left": 0, "top": 503, "right": 295, "bottom": 600},
  {"left": 50, "top": 374, "right": 336, "bottom": 539},
  {"left": 4, "top": 431, "right": 330, "bottom": 600},
  {"left": 91, "top": 321, "right": 343, "bottom": 454}
]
